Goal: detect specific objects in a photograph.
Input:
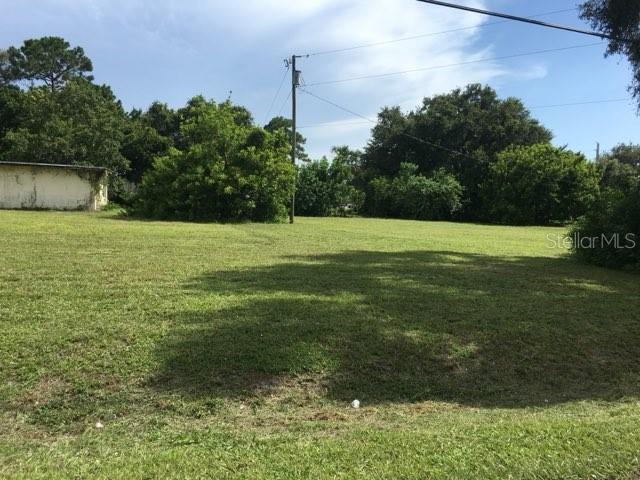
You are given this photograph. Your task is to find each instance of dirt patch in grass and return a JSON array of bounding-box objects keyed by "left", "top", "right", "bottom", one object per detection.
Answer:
[{"left": 19, "top": 376, "right": 72, "bottom": 409}]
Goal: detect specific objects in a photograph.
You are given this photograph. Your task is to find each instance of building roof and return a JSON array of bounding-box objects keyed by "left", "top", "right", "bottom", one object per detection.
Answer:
[{"left": 0, "top": 161, "right": 108, "bottom": 172}]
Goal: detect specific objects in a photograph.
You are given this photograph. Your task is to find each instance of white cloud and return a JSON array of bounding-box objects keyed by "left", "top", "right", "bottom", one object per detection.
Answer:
[
  {"left": 299, "top": 118, "right": 374, "bottom": 159},
  {"left": 215, "top": 0, "right": 523, "bottom": 155},
  {"left": 1, "top": 0, "right": 550, "bottom": 157},
  {"left": 211, "top": 0, "right": 549, "bottom": 156}
]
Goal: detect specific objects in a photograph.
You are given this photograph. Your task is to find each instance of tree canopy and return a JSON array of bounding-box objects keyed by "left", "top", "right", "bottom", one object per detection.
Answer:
[
  {"left": 580, "top": 0, "right": 640, "bottom": 106},
  {"left": 296, "top": 146, "right": 364, "bottom": 217},
  {"left": 121, "top": 116, "right": 172, "bottom": 184},
  {"left": 135, "top": 99, "right": 295, "bottom": 222},
  {"left": 264, "top": 116, "right": 309, "bottom": 162},
  {"left": 5, "top": 37, "right": 93, "bottom": 91},
  {"left": 0, "top": 79, "right": 127, "bottom": 177},
  {"left": 571, "top": 175, "right": 639, "bottom": 271},
  {"left": 0, "top": 49, "right": 11, "bottom": 86},
  {"left": 0, "top": 36, "right": 635, "bottom": 233},
  {"left": 601, "top": 143, "right": 640, "bottom": 167},
  {"left": 484, "top": 144, "right": 600, "bottom": 225},
  {"left": 0, "top": 37, "right": 128, "bottom": 195},
  {"left": 140, "top": 101, "right": 180, "bottom": 142},
  {"left": 0, "top": 84, "right": 22, "bottom": 139},
  {"left": 363, "top": 84, "right": 552, "bottom": 220}
]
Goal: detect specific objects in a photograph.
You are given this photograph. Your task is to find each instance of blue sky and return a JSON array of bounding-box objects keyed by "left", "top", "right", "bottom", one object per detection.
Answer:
[{"left": 2, "top": 0, "right": 638, "bottom": 160}]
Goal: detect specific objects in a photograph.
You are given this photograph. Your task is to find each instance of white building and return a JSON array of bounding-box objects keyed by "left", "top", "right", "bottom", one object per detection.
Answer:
[{"left": 0, "top": 162, "right": 109, "bottom": 211}]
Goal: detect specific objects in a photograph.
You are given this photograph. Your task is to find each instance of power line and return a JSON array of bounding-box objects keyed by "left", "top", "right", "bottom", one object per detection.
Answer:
[
  {"left": 299, "top": 88, "right": 473, "bottom": 159},
  {"left": 529, "top": 98, "right": 630, "bottom": 109},
  {"left": 299, "top": 119, "right": 372, "bottom": 129},
  {"left": 305, "top": 42, "right": 603, "bottom": 87},
  {"left": 298, "top": 98, "right": 632, "bottom": 129},
  {"left": 298, "top": 90, "right": 634, "bottom": 158},
  {"left": 307, "top": 7, "right": 578, "bottom": 57},
  {"left": 415, "top": 0, "right": 611, "bottom": 40},
  {"left": 263, "top": 64, "right": 290, "bottom": 124},
  {"left": 300, "top": 88, "right": 375, "bottom": 123},
  {"left": 276, "top": 89, "right": 292, "bottom": 117}
]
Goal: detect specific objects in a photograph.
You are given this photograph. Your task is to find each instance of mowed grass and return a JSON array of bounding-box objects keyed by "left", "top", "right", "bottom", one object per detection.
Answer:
[{"left": 1, "top": 210, "right": 640, "bottom": 479}]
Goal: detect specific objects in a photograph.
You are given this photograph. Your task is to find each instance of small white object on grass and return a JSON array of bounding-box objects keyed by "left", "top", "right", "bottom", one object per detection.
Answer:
[
  {"left": 95, "top": 421, "right": 104, "bottom": 429},
  {"left": 351, "top": 400, "right": 361, "bottom": 409}
]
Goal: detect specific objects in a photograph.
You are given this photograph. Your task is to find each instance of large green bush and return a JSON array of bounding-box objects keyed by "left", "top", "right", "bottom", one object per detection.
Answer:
[
  {"left": 484, "top": 144, "right": 599, "bottom": 225},
  {"left": 367, "top": 163, "right": 463, "bottom": 221},
  {"left": 134, "top": 100, "right": 294, "bottom": 222},
  {"left": 598, "top": 157, "right": 639, "bottom": 191},
  {"left": 296, "top": 160, "right": 335, "bottom": 217},
  {"left": 296, "top": 147, "right": 365, "bottom": 217},
  {"left": 570, "top": 174, "right": 640, "bottom": 271}
]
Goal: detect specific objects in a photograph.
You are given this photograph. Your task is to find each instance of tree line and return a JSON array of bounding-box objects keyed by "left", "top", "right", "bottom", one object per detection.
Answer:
[
  {"left": 0, "top": 37, "right": 298, "bottom": 222},
  {"left": 297, "top": 85, "right": 604, "bottom": 225},
  {"left": 1, "top": 0, "right": 638, "bottom": 271}
]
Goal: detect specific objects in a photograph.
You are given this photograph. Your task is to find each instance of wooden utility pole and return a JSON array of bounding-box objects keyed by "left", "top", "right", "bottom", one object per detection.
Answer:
[
  {"left": 289, "top": 55, "right": 301, "bottom": 224},
  {"left": 596, "top": 142, "right": 601, "bottom": 163}
]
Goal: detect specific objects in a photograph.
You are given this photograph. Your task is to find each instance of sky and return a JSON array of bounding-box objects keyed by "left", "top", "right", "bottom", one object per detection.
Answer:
[{"left": 1, "top": 0, "right": 638, "bottom": 160}]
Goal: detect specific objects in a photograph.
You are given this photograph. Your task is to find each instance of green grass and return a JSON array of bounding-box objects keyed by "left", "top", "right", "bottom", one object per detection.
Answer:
[{"left": 1, "top": 210, "right": 639, "bottom": 479}]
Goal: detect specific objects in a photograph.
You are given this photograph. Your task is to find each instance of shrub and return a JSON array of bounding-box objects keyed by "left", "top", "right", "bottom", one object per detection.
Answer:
[
  {"left": 295, "top": 159, "right": 335, "bottom": 217},
  {"left": 134, "top": 100, "right": 294, "bottom": 222},
  {"left": 570, "top": 177, "right": 640, "bottom": 271},
  {"left": 484, "top": 144, "right": 600, "bottom": 225},
  {"left": 600, "top": 143, "right": 640, "bottom": 168},
  {"left": 367, "top": 163, "right": 462, "bottom": 220},
  {"left": 598, "top": 157, "right": 639, "bottom": 192},
  {"left": 296, "top": 148, "right": 365, "bottom": 217}
]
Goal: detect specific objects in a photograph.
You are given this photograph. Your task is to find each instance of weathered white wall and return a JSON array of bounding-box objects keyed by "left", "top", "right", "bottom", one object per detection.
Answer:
[{"left": 0, "top": 163, "right": 108, "bottom": 211}]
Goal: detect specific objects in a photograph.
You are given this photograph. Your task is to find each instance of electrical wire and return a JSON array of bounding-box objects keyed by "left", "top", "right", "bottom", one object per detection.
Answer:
[
  {"left": 300, "top": 88, "right": 374, "bottom": 124},
  {"left": 298, "top": 119, "right": 373, "bottom": 129},
  {"left": 529, "top": 98, "right": 630, "bottom": 109},
  {"left": 415, "top": 0, "right": 611, "bottom": 39},
  {"left": 307, "top": 7, "right": 579, "bottom": 57},
  {"left": 305, "top": 42, "right": 603, "bottom": 87},
  {"left": 299, "top": 88, "right": 473, "bottom": 159},
  {"left": 276, "top": 90, "right": 292, "bottom": 117},
  {"left": 263, "top": 65, "right": 289, "bottom": 124},
  {"left": 281, "top": 4, "right": 629, "bottom": 156},
  {"left": 298, "top": 89, "right": 634, "bottom": 158},
  {"left": 298, "top": 98, "right": 633, "bottom": 129}
]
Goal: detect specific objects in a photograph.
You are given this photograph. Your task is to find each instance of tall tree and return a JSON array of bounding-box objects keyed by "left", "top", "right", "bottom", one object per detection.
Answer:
[
  {"left": 7, "top": 37, "right": 93, "bottom": 92},
  {"left": 599, "top": 157, "right": 639, "bottom": 192},
  {"left": 580, "top": 1, "right": 640, "bottom": 105},
  {"left": 264, "top": 116, "right": 309, "bottom": 162},
  {"left": 0, "top": 85, "right": 23, "bottom": 139},
  {"left": 142, "top": 101, "right": 180, "bottom": 141},
  {"left": 364, "top": 106, "right": 412, "bottom": 178},
  {"left": 121, "top": 116, "right": 172, "bottom": 184},
  {"left": 0, "top": 79, "right": 128, "bottom": 179},
  {"left": 601, "top": 143, "right": 640, "bottom": 167},
  {"left": 0, "top": 49, "right": 13, "bottom": 85},
  {"left": 228, "top": 102, "right": 254, "bottom": 127},
  {"left": 363, "top": 84, "right": 552, "bottom": 220}
]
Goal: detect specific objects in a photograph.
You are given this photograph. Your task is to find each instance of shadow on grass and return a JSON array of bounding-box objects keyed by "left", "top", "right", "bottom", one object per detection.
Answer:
[{"left": 152, "top": 250, "right": 640, "bottom": 407}]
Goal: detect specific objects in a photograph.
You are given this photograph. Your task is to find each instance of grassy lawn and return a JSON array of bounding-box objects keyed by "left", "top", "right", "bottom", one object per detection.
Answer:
[{"left": 1, "top": 210, "right": 640, "bottom": 479}]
